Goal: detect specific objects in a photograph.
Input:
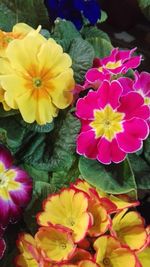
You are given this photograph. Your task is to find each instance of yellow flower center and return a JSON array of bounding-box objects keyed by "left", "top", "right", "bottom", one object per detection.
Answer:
[
  {"left": 103, "top": 257, "right": 111, "bottom": 266},
  {"left": 66, "top": 217, "right": 75, "bottom": 227},
  {"left": 59, "top": 242, "right": 67, "bottom": 250},
  {"left": 98, "top": 60, "right": 122, "bottom": 73},
  {"left": 33, "top": 77, "right": 42, "bottom": 88},
  {"left": 90, "top": 105, "right": 124, "bottom": 141},
  {"left": 144, "top": 97, "right": 150, "bottom": 105}
]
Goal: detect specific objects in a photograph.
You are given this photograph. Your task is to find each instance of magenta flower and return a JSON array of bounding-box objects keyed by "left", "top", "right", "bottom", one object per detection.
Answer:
[
  {"left": 76, "top": 80, "right": 149, "bottom": 164},
  {"left": 85, "top": 48, "right": 142, "bottom": 87},
  {"left": 134, "top": 71, "right": 150, "bottom": 106},
  {"left": 0, "top": 146, "right": 32, "bottom": 227}
]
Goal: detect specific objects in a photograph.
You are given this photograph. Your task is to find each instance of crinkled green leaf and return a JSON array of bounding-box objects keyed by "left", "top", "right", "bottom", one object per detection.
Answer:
[
  {"left": 23, "top": 163, "right": 49, "bottom": 182},
  {"left": 0, "top": 116, "right": 27, "bottom": 153},
  {"left": 79, "top": 157, "right": 137, "bottom": 195},
  {"left": 69, "top": 37, "right": 95, "bottom": 84},
  {"left": 0, "top": 3, "right": 16, "bottom": 31},
  {"left": 87, "top": 36, "right": 113, "bottom": 58},
  {"left": 0, "top": 106, "right": 19, "bottom": 117},
  {"left": 24, "top": 181, "right": 54, "bottom": 234},
  {"left": 50, "top": 158, "right": 80, "bottom": 191},
  {"left": 81, "top": 26, "right": 111, "bottom": 42},
  {"left": 98, "top": 10, "right": 108, "bottom": 23},
  {"left": 1, "top": 0, "right": 49, "bottom": 30},
  {"left": 52, "top": 19, "right": 81, "bottom": 51},
  {"left": 129, "top": 154, "right": 150, "bottom": 189},
  {"left": 19, "top": 119, "right": 54, "bottom": 133}
]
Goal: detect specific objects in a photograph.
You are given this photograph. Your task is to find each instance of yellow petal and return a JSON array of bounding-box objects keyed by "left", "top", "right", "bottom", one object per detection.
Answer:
[
  {"left": 110, "top": 248, "right": 136, "bottom": 267},
  {"left": 138, "top": 247, "right": 150, "bottom": 267},
  {"left": 12, "top": 23, "right": 34, "bottom": 35},
  {"left": 50, "top": 70, "right": 74, "bottom": 109}
]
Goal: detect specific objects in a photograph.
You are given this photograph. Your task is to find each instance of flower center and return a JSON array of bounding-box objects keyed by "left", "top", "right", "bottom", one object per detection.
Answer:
[
  {"left": 66, "top": 217, "right": 75, "bottom": 227},
  {"left": 59, "top": 242, "right": 67, "bottom": 250},
  {"left": 33, "top": 77, "right": 42, "bottom": 88},
  {"left": 103, "top": 257, "right": 111, "bottom": 266},
  {"left": 105, "top": 60, "right": 122, "bottom": 70},
  {"left": 90, "top": 105, "right": 124, "bottom": 141}
]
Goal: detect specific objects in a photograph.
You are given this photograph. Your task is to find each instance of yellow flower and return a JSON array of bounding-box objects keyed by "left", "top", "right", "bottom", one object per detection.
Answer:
[
  {"left": 79, "top": 260, "right": 98, "bottom": 267},
  {"left": 0, "top": 85, "right": 10, "bottom": 110},
  {"left": 137, "top": 246, "right": 150, "bottom": 267},
  {"left": 15, "top": 233, "right": 50, "bottom": 267},
  {"left": 0, "top": 30, "right": 74, "bottom": 125},
  {"left": 35, "top": 226, "right": 75, "bottom": 263},
  {"left": 111, "top": 209, "right": 147, "bottom": 250},
  {"left": 36, "top": 189, "right": 92, "bottom": 242},
  {"left": 0, "top": 23, "right": 34, "bottom": 57},
  {"left": 94, "top": 235, "right": 137, "bottom": 267}
]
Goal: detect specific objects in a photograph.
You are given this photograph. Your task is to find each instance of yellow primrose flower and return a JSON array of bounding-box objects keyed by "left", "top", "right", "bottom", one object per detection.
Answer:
[
  {"left": 15, "top": 233, "right": 51, "bottom": 267},
  {"left": 35, "top": 226, "right": 75, "bottom": 263},
  {"left": 36, "top": 189, "right": 92, "bottom": 242},
  {"left": 0, "top": 31, "right": 74, "bottom": 125},
  {"left": 0, "top": 23, "right": 34, "bottom": 57},
  {"left": 94, "top": 235, "right": 137, "bottom": 267},
  {"left": 137, "top": 246, "right": 150, "bottom": 267},
  {"left": 111, "top": 209, "right": 147, "bottom": 250}
]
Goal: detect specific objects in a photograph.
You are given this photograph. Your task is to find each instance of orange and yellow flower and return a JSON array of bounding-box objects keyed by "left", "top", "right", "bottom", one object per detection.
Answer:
[
  {"left": 0, "top": 23, "right": 35, "bottom": 58},
  {"left": 94, "top": 235, "right": 137, "bottom": 267},
  {"left": 37, "top": 188, "right": 92, "bottom": 243},
  {"left": 0, "top": 28, "right": 74, "bottom": 125},
  {"left": 111, "top": 209, "right": 147, "bottom": 250}
]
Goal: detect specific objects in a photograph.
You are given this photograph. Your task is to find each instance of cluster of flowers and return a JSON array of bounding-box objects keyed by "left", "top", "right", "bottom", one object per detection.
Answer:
[
  {"left": 15, "top": 179, "right": 150, "bottom": 267},
  {"left": 0, "top": 23, "right": 74, "bottom": 125},
  {"left": 0, "top": 146, "right": 32, "bottom": 259},
  {"left": 75, "top": 48, "right": 150, "bottom": 164}
]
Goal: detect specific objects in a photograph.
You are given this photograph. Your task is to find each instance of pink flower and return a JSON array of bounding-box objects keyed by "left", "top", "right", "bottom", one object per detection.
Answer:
[
  {"left": 76, "top": 80, "right": 149, "bottom": 164},
  {"left": 0, "top": 146, "right": 32, "bottom": 227},
  {"left": 86, "top": 48, "right": 142, "bottom": 88}
]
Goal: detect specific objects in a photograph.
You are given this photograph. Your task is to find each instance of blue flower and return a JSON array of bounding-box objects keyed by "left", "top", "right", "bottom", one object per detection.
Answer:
[{"left": 44, "top": 0, "right": 101, "bottom": 30}]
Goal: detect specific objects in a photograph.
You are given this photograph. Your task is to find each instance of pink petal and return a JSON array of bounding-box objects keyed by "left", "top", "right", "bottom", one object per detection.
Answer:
[
  {"left": 102, "top": 48, "right": 118, "bottom": 65},
  {"left": 118, "top": 77, "right": 133, "bottom": 96},
  {"left": 76, "top": 90, "right": 99, "bottom": 120},
  {"left": 97, "top": 80, "right": 123, "bottom": 109},
  {"left": 116, "top": 48, "right": 136, "bottom": 61},
  {"left": 123, "top": 56, "right": 142, "bottom": 72},
  {"left": 0, "top": 238, "right": 6, "bottom": 259},
  {"left": 86, "top": 68, "right": 107, "bottom": 85},
  {"left": 97, "top": 138, "right": 111, "bottom": 164},
  {"left": 0, "top": 198, "right": 10, "bottom": 227},
  {"left": 76, "top": 130, "right": 99, "bottom": 159},
  {"left": 0, "top": 146, "right": 13, "bottom": 169},
  {"left": 134, "top": 71, "right": 150, "bottom": 96},
  {"left": 118, "top": 92, "right": 150, "bottom": 120},
  {"left": 97, "top": 138, "right": 126, "bottom": 164},
  {"left": 117, "top": 118, "right": 149, "bottom": 153}
]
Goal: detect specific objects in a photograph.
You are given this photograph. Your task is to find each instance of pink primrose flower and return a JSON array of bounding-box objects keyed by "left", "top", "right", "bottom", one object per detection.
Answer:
[
  {"left": 85, "top": 48, "right": 142, "bottom": 88},
  {"left": 76, "top": 80, "right": 149, "bottom": 164},
  {"left": 0, "top": 146, "right": 32, "bottom": 227}
]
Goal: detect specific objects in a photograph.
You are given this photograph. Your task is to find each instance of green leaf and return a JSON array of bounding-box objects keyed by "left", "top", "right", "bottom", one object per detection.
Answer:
[
  {"left": 19, "top": 118, "right": 54, "bottom": 133},
  {"left": 0, "top": 116, "right": 27, "bottom": 153},
  {"left": 137, "top": 0, "right": 150, "bottom": 21},
  {"left": 50, "top": 158, "right": 80, "bottom": 191},
  {"left": 129, "top": 154, "right": 150, "bottom": 189},
  {"left": 81, "top": 26, "right": 111, "bottom": 42},
  {"left": 98, "top": 10, "right": 108, "bottom": 23},
  {"left": 23, "top": 163, "right": 49, "bottom": 182},
  {"left": 52, "top": 19, "right": 81, "bottom": 51},
  {"left": 79, "top": 157, "right": 137, "bottom": 195},
  {"left": 143, "top": 136, "right": 150, "bottom": 164},
  {"left": 0, "top": 3, "right": 16, "bottom": 31},
  {"left": 1, "top": 0, "right": 50, "bottom": 30},
  {"left": 87, "top": 36, "right": 113, "bottom": 58},
  {"left": 24, "top": 181, "right": 54, "bottom": 234},
  {"left": 69, "top": 37, "right": 95, "bottom": 84},
  {"left": 0, "top": 105, "right": 19, "bottom": 117},
  {"left": 47, "top": 112, "right": 81, "bottom": 172}
]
